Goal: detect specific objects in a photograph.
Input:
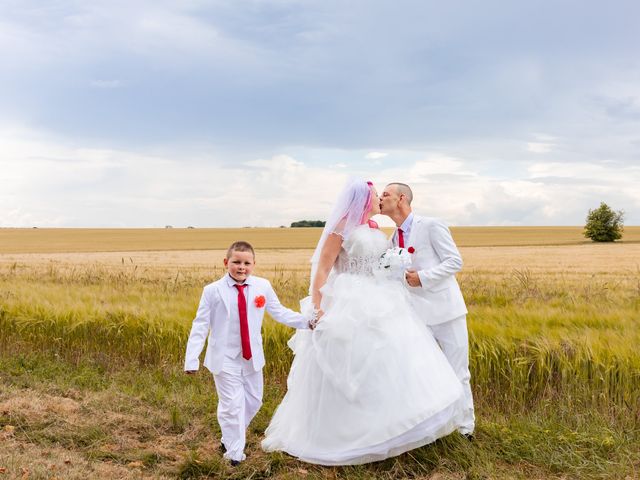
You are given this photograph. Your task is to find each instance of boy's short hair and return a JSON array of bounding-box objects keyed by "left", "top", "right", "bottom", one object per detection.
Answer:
[{"left": 226, "top": 241, "right": 255, "bottom": 259}]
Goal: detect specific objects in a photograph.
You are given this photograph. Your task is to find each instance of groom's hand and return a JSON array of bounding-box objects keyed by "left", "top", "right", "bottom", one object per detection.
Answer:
[{"left": 405, "top": 269, "right": 422, "bottom": 287}]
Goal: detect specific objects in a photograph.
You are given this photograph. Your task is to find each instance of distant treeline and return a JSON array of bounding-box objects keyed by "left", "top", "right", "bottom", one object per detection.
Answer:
[{"left": 290, "top": 220, "right": 326, "bottom": 228}]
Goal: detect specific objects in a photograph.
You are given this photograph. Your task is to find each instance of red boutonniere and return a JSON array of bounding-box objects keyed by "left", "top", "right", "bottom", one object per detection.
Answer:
[
  {"left": 254, "top": 295, "right": 266, "bottom": 308},
  {"left": 407, "top": 246, "right": 416, "bottom": 254}
]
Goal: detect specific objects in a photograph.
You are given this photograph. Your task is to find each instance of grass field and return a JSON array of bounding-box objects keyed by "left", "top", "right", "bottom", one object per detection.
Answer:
[
  {"left": 1, "top": 226, "right": 640, "bottom": 253},
  {"left": 1, "top": 228, "right": 639, "bottom": 479}
]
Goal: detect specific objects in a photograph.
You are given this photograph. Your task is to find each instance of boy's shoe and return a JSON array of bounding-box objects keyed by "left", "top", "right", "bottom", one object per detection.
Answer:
[{"left": 223, "top": 451, "right": 246, "bottom": 466}]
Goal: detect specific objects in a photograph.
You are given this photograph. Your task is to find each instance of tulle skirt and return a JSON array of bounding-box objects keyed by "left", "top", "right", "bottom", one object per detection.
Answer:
[{"left": 261, "top": 272, "right": 464, "bottom": 465}]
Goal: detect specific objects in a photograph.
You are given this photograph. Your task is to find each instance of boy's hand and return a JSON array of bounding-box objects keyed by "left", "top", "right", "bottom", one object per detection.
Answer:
[{"left": 185, "top": 370, "right": 197, "bottom": 375}]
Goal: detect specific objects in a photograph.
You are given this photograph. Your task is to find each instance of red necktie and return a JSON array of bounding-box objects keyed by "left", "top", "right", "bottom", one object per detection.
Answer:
[
  {"left": 398, "top": 228, "right": 405, "bottom": 248},
  {"left": 234, "top": 284, "right": 252, "bottom": 360}
]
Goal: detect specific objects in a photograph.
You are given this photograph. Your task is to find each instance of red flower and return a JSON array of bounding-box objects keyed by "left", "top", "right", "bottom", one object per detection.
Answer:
[
  {"left": 408, "top": 246, "right": 415, "bottom": 254},
  {"left": 254, "top": 295, "right": 266, "bottom": 308}
]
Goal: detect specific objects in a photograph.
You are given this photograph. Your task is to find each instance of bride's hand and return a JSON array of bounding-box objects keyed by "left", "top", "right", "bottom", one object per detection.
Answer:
[{"left": 309, "top": 308, "right": 324, "bottom": 329}]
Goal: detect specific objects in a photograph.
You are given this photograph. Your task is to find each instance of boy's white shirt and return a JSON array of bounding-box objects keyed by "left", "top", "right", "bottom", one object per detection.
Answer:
[
  {"left": 184, "top": 273, "right": 308, "bottom": 374},
  {"left": 391, "top": 214, "right": 468, "bottom": 325}
]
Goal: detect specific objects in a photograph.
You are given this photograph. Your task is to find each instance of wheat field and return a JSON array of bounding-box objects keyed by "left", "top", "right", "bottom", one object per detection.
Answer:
[
  {"left": 2, "top": 226, "right": 640, "bottom": 254},
  {"left": 1, "top": 228, "right": 639, "bottom": 479}
]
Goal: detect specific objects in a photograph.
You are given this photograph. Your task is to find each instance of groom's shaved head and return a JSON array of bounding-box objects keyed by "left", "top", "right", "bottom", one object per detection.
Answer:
[{"left": 386, "top": 183, "right": 413, "bottom": 205}]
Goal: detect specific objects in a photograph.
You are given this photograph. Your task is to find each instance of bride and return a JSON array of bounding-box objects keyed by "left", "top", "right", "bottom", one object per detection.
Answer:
[{"left": 261, "top": 178, "right": 464, "bottom": 465}]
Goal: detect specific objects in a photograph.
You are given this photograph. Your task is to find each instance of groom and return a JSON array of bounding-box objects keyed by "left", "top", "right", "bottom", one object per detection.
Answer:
[{"left": 380, "top": 183, "right": 475, "bottom": 438}]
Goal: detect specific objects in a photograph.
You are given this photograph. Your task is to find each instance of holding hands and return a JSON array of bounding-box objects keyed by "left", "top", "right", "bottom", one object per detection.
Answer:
[{"left": 309, "top": 308, "right": 324, "bottom": 330}]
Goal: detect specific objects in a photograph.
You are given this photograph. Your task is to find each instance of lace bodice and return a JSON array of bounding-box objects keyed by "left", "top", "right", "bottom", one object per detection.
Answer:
[{"left": 334, "top": 225, "right": 389, "bottom": 275}]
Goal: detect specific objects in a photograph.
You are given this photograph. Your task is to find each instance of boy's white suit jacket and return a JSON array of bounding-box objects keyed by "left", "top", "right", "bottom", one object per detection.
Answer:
[
  {"left": 392, "top": 215, "right": 468, "bottom": 325},
  {"left": 184, "top": 275, "right": 307, "bottom": 374}
]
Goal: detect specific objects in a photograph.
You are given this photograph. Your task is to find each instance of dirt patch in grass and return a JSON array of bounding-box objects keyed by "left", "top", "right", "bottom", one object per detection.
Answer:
[{"left": 0, "top": 385, "right": 186, "bottom": 478}]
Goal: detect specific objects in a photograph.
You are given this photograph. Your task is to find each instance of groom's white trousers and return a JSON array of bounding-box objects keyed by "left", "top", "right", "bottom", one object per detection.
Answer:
[
  {"left": 213, "top": 355, "right": 263, "bottom": 462},
  {"left": 428, "top": 315, "right": 475, "bottom": 434}
]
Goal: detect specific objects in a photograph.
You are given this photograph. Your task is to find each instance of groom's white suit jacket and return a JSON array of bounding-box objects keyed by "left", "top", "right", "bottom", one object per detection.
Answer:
[
  {"left": 393, "top": 215, "right": 468, "bottom": 325},
  {"left": 184, "top": 275, "right": 308, "bottom": 375}
]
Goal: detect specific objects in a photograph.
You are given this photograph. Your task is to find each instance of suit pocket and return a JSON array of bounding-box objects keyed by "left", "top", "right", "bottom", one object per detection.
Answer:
[
  {"left": 427, "top": 283, "right": 448, "bottom": 293},
  {"left": 427, "top": 283, "right": 449, "bottom": 297}
]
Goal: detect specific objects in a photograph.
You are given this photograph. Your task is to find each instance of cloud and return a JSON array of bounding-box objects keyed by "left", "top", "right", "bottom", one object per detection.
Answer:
[
  {"left": 527, "top": 161, "right": 640, "bottom": 184},
  {"left": 407, "top": 154, "right": 476, "bottom": 178},
  {"left": 2, "top": 126, "right": 639, "bottom": 227},
  {"left": 0, "top": 129, "right": 345, "bottom": 227},
  {"left": 527, "top": 142, "right": 554, "bottom": 153},
  {"left": 1, "top": 2, "right": 639, "bottom": 227},
  {"left": 2, "top": 0, "right": 639, "bottom": 154},
  {"left": 592, "top": 94, "right": 640, "bottom": 121},
  {"left": 2, "top": 125, "right": 639, "bottom": 228}
]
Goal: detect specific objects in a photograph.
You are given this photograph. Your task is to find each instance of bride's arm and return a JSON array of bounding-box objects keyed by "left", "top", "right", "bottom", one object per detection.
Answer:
[{"left": 311, "top": 232, "right": 343, "bottom": 310}]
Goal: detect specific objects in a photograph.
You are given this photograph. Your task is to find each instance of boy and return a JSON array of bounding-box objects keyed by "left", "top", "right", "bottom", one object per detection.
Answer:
[{"left": 184, "top": 241, "right": 310, "bottom": 465}]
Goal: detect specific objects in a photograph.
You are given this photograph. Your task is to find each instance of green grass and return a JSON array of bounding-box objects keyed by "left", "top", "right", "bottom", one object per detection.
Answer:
[
  {"left": 1, "top": 353, "right": 637, "bottom": 479},
  {"left": 1, "top": 261, "right": 639, "bottom": 478}
]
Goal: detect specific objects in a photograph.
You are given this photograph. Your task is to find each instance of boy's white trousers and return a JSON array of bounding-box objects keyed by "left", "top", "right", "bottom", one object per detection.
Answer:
[{"left": 213, "top": 355, "right": 264, "bottom": 462}]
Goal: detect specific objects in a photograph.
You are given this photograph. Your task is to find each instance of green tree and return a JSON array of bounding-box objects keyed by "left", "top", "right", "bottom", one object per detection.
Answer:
[
  {"left": 583, "top": 202, "right": 624, "bottom": 242},
  {"left": 290, "top": 220, "right": 326, "bottom": 228}
]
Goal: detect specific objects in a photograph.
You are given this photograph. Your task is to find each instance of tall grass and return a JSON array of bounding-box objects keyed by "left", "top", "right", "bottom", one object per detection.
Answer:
[
  {"left": 1, "top": 261, "right": 639, "bottom": 422},
  {"left": 2, "top": 260, "right": 639, "bottom": 478}
]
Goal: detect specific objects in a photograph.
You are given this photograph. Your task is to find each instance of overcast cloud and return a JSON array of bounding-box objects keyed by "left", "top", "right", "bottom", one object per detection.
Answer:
[{"left": 1, "top": 0, "right": 639, "bottom": 227}]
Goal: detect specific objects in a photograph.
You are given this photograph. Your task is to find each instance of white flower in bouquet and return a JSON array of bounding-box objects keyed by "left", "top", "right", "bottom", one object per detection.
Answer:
[{"left": 378, "top": 247, "right": 412, "bottom": 280}]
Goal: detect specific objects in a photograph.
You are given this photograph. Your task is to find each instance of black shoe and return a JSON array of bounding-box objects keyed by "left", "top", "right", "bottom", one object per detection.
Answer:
[
  {"left": 230, "top": 460, "right": 241, "bottom": 467},
  {"left": 463, "top": 433, "right": 475, "bottom": 442},
  {"left": 219, "top": 442, "right": 227, "bottom": 454}
]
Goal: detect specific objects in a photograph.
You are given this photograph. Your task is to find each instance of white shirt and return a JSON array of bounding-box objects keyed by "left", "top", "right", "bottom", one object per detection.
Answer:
[
  {"left": 396, "top": 212, "right": 415, "bottom": 247},
  {"left": 224, "top": 273, "right": 253, "bottom": 358}
]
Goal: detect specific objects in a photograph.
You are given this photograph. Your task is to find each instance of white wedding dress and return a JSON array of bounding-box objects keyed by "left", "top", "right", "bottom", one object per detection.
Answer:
[{"left": 262, "top": 225, "right": 464, "bottom": 465}]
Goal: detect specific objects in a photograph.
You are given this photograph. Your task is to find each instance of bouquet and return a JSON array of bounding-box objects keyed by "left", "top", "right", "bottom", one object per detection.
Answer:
[{"left": 378, "top": 247, "right": 412, "bottom": 280}]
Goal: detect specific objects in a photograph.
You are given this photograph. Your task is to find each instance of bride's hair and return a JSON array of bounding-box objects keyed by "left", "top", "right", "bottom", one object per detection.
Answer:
[
  {"left": 360, "top": 181, "right": 373, "bottom": 224},
  {"left": 309, "top": 178, "right": 376, "bottom": 291},
  {"left": 364, "top": 181, "right": 380, "bottom": 229}
]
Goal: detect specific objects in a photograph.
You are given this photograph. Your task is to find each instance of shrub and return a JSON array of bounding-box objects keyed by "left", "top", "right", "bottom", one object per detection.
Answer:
[
  {"left": 290, "top": 220, "right": 326, "bottom": 228},
  {"left": 584, "top": 202, "right": 624, "bottom": 242}
]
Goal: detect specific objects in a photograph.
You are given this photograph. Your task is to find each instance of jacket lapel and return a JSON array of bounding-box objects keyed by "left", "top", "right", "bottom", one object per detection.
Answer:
[
  {"left": 390, "top": 228, "right": 398, "bottom": 247},
  {"left": 407, "top": 215, "right": 421, "bottom": 249},
  {"left": 217, "top": 280, "right": 231, "bottom": 314}
]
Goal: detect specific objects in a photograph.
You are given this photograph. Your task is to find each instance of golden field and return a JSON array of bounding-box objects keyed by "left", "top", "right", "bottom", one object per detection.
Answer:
[
  {"left": 1, "top": 225, "right": 640, "bottom": 253},
  {"left": 1, "top": 227, "right": 639, "bottom": 479}
]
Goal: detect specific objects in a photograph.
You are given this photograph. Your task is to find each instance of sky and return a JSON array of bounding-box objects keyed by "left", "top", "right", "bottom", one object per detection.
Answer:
[{"left": 1, "top": 0, "right": 639, "bottom": 227}]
